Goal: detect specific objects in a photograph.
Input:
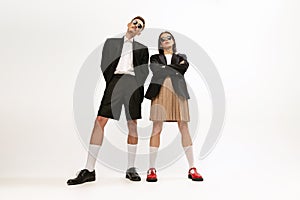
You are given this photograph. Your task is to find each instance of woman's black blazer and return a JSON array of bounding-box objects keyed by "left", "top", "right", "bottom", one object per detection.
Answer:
[{"left": 145, "top": 53, "right": 190, "bottom": 100}]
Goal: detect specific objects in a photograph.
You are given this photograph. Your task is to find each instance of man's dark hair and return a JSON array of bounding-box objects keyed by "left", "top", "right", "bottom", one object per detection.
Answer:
[{"left": 131, "top": 16, "right": 145, "bottom": 30}]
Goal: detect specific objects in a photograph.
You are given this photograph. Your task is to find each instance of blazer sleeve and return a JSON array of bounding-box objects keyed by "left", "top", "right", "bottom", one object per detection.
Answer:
[
  {"left": 133, "top": 46, "right": 149, "bottom": 86},
  {"left": 150, "top": 55, "right": 170, "bottom": 77},
  {"left": 100, "top": 39, "right": 110, "bottom": 82},
  {"left": 167, "top": 54, "right": 189, "bottom": 75},
  {"left": 140, "top": 48, "right": 149, "bottom": 84}
]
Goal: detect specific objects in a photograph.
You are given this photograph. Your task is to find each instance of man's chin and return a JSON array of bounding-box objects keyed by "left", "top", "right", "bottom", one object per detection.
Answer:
[
  {"left": 129, "top": 29, "right": 135, "bottom": 33},
  {"left": 127, "top": 30, "right": 137, "bottom": 36}
]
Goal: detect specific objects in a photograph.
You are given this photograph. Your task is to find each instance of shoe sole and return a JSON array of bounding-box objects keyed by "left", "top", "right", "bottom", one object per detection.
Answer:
[
  {"left": 188, "top": 174, "right": 203, "bottom": 181},
  {"left": 146, "top": 178, "right": 157, "bottom": 182},
  {"left": 125, "top": 175, "right": 141, "bottom": 181},
  {"left": 67, "top": 178, "right": 96, "bottom": 185}
]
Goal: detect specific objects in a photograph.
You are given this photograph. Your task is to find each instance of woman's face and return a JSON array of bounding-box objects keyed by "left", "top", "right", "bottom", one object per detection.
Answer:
[{"left": 160, "top": 33, "right": 174, "bottom": 50}]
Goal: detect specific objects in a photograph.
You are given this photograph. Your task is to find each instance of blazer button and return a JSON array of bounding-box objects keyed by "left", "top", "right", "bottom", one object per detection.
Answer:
[{"left": 176, "top": 72, "right": 179, "bottom": 75}]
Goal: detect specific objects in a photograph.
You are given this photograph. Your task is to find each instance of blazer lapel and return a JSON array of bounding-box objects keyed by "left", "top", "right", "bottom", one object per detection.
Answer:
[
  {"left": 111, "top": 37, "right": 124, "bottom": 68},
  {"left": 158, "top": 54, "right": 167, "bottom": 65},
  {"left": 115, "top": 37, "right": 124, "bottom": 58},
  {"left": 133, "top": 40, "right": 138, "bottom": 67},
  {"left": 171, "top": 53, "right": 177, "bottom": 64}
]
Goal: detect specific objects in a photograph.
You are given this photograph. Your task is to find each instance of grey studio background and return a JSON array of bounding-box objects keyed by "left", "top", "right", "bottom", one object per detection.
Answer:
[{"left": 0, "top": 0, "right": 299, "bottom": 200}]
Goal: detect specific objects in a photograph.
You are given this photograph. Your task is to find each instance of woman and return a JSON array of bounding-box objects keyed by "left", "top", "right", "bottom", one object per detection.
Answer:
[{"left": 145, "top": 31, "right": 203, "bottom": 182}]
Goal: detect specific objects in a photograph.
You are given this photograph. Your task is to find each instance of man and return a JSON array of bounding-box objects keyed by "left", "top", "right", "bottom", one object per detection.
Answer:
[{"left": 67, "top": 16, "right": 149, "bottom": 185}]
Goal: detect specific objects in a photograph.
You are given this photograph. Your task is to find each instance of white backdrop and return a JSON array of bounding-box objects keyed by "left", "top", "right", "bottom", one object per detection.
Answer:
[{"left": 0, "top": 0, "right": 299, "bottom": 199}]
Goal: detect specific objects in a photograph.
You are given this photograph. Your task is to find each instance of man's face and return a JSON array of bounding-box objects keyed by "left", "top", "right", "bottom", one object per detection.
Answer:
[{"left": 127, "top": 19, "right": 144, "bottom": 36}]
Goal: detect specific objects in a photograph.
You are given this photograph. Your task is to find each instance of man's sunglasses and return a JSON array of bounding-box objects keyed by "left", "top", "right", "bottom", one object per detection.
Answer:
[
  {"left": 132, "top": 20, "right": 143, "bottom": 29},
  {"left": 160, "top": 35, "right": 172, "bottom": 42}
]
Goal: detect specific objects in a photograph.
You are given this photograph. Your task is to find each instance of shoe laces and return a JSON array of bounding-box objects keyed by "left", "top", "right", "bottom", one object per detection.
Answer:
[
  {"left": 75, "top": 170, "right": 81, "bottom": 176},
  {"left": 127, "top": 167, "right": 139, "bottom": 172},
  {"left": 75, "top": 169, "right": 86, "bottom": 176}
]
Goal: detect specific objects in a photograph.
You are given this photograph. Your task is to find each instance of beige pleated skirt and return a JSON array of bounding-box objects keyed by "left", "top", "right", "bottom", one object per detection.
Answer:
[{"left": 150, "top": 77, "right": 190, "bottom": 122}]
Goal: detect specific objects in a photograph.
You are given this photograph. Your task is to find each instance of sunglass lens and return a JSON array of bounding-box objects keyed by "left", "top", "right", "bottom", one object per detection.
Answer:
[{"left": 160, "top": 35, "right": 172, "bottom": 42}]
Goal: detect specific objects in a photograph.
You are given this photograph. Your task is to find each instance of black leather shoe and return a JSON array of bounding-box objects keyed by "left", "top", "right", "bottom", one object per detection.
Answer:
[
  {"left": 125, "top": 167, "right": 141, "bottom": 181},
  {"left": 67, "top": 169, "right": 96, "bottom": 185}
]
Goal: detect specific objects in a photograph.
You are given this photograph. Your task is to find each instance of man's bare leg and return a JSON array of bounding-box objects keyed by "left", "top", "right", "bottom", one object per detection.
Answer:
[
  {"left": 67, "top": 116, "right": 109, "bottom": 185},
  {"left": 126, "top": 120, "right": 141, "bottom": 181},
  {"left": 127, "top": 120, "right": 138, "bottom": 168},
  {"left": 85, "top": 116, "right": 108, "bottom": 171}
]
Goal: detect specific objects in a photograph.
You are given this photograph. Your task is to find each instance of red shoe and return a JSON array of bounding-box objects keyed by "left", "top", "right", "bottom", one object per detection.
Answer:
[
  {"left": 188, "top": 167, "right": 203, "bottom": 181},
  {"left": 146, "top": 168, "right": 158, "bottom": 182}
]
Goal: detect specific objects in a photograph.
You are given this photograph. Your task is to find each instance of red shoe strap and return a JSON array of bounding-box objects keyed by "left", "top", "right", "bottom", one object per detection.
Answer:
[
  {"left": 189, "top": 167, "right": 198, "bottom": 174},
  {"left": 147, "top": 168, "right": 156, "bottom": 175}
]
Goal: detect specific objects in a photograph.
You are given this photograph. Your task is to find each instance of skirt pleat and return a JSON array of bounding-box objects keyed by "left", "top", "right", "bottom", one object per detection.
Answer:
[{"left": 150, "top": 77, "right": 190, "bottom": 122}]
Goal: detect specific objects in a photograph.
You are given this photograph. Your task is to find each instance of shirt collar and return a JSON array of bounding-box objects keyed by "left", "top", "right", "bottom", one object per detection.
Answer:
[{"left": 124, "top": 35, "right": 134, "bottom": 43}]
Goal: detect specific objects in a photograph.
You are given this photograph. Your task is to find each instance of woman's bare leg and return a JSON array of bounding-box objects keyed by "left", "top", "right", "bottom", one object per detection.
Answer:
[
  {"left": 178, "top": 121, "right": 194, "bottom": 168},
  {"left": 149, "top": 121, "right": 163, "bottom": 169}
]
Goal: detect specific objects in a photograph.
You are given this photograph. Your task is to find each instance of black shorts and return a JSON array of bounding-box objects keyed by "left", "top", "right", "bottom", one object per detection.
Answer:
[{"left": 98, "top": 74, "right": 141, "bottom": 120}]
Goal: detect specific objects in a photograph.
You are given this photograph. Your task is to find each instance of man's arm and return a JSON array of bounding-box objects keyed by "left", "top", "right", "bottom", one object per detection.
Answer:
[
  {"left": 100, "top": 39, "right": 110, "bottom": 82},
  {"left": 140, "top": 48, "right": 149, "bottom": 84},
  {"left": 135, "top": 47, "right": 149, "bottom": 85}
]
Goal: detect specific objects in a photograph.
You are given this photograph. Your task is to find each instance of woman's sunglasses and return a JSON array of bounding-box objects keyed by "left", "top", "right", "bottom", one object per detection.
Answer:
[
  {"left": 160, "top": 35, "right": 172, "bottom": 42},
  {"left": 132, "top": 20, "right": 143, "bottom": 29}
]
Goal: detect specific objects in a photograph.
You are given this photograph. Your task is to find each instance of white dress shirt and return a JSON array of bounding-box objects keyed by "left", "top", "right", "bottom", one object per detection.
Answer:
[
  {"left": 165, "top": 54, "right": 172, "bottom": 65},
  {"left": 163, "top": 54, "right": 179, "bottom": 75},
  {"left": 114, "top": 36, "right": 135, "bottom": 76}
]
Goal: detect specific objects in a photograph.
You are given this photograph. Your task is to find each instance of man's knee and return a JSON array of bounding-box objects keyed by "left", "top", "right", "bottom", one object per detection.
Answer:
[
  {"left": 96, "top": 116, "right": 108, "bottom": 127},
  {"left": 127, "top": 120, "right": 137, "bottom": 129}
]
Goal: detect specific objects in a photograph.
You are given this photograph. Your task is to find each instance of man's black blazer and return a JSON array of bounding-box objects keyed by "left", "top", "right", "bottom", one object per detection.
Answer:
[
  {"left": 145, "top": 53, "right": 190, "bottom": 100},
  {"left": 100, "top": 37, "right": 149, "bottom": 103}
]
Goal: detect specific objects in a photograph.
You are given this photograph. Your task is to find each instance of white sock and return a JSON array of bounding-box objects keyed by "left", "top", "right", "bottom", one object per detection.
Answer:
[
  {"left": 183, "top": 145, "right": 195, "bottom": 169},
  {"left": 127, "top": 144, "right": 137, "bottom": 168},
  {"left": 149, "top": 146, "right": 158, "bottom": 169},
  {"left": 85, "top": 144, "right": 101, "bottom": 172}
]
